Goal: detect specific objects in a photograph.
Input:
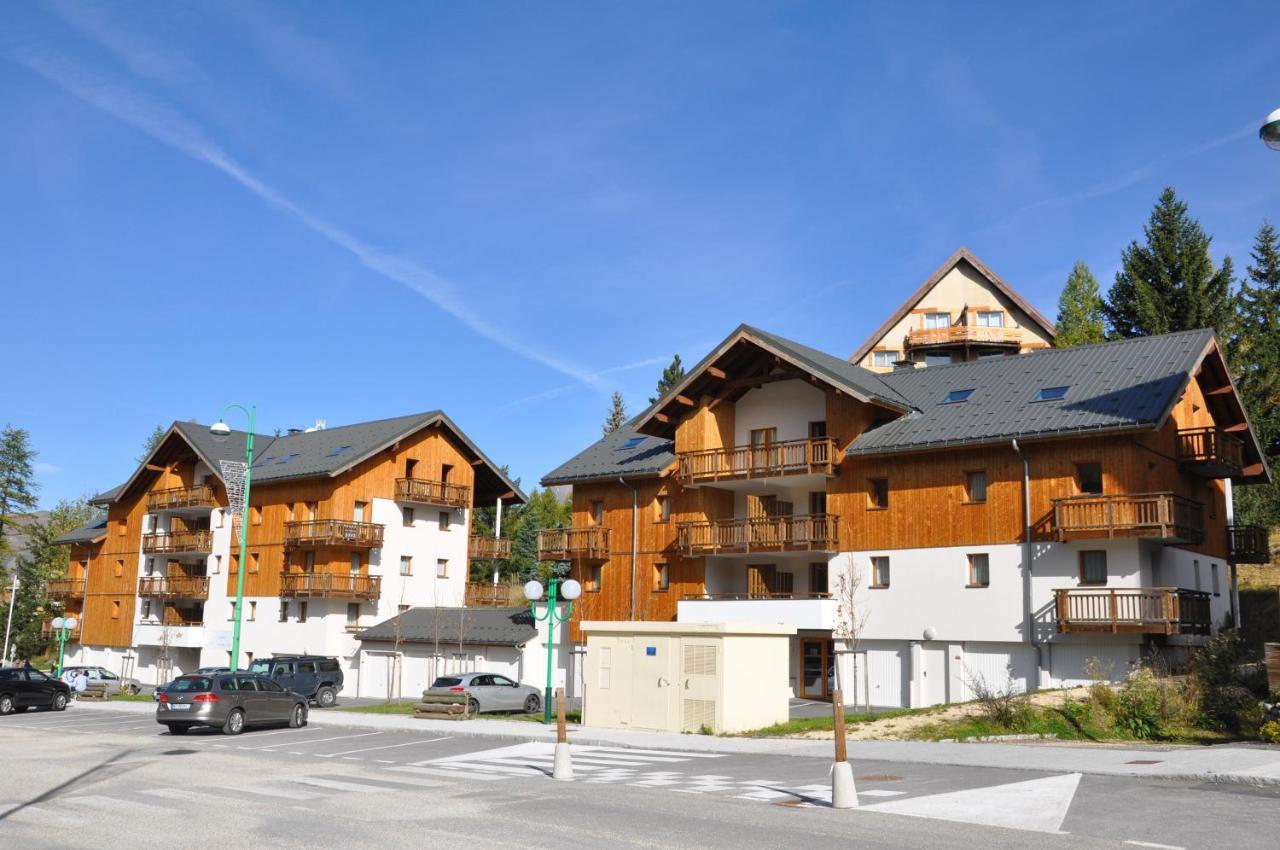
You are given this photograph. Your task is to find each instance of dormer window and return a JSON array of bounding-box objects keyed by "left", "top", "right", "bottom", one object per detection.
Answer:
[{"left": 942, "top": 389, "right": 975, "bottom": 404}]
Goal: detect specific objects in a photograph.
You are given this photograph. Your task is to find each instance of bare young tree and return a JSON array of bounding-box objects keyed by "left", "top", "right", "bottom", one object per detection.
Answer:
[{"left": 831, "top": 565, "right": 869, "bottom": 703}]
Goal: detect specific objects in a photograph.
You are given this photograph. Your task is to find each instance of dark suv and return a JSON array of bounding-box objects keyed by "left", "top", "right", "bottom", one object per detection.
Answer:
[{"left": 247, "top": 656, "right": 343, "bottom": 707}]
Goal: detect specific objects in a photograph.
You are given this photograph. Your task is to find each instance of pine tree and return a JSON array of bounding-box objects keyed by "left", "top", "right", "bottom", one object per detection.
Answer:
[
  {"left": 1054, "top": 261, "right": 1107, "bottom": 347},
  {"left": 137, "top": 424, "right": 166, "bottom": 463},
  {"left": 602, "top": 391, "right": 628, "bottom": 435},
  {"left": 0, "top": 425, "right": 39, "bottom": 566},
  {"left": 1104, "top": 187, "right": 1234, "bottom": 338},
  {"left": 1230, "top": 221, "right": 1280, "bottom": 528},
  {"left": 649, "top": 355, "right": 687, "bottom": 404}
]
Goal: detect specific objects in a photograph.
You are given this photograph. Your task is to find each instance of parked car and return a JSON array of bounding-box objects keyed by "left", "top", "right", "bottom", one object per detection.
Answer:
[
  {"left": 426, "top": 672, "right": 541, "bottom": 715},
  {"left": 247, "top": 656, "right": 344, "bottom": 707},
  {"left": 156, "top": 672, "right": 308, "bottom": 735},
  {"left": 59, "top": 666, "right": 142, "bottom": 695},
  {"left": 0, "top": 667, "right": 72, "bottom": 715},
  {"left": 152, "top": 667, "right": 239, "bottom": 700}
]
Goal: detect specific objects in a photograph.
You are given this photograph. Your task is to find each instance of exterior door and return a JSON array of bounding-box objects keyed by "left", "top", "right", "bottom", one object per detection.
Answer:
[
  {"left": 919, "top": 642, "right": 948, "bottom": 707},
  {"left": 799, "top": 638, "right": 831, "bottom": 700},
  {"left": 749, "top": 427, "right": 776, "bottom": 472},
  {"left": 631, "top": 636, "right": 676, "bottom": 731},
  {"left": 747, "top": 565, "right": 776, "bottom": 598}
]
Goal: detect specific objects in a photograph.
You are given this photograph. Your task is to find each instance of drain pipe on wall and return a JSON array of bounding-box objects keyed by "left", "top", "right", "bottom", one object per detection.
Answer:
[
  {"left": 1011, "top": 439, "right": 1045, "bottom": 687},
  {"left": 619, "top": 477, "right": 639, "bottom": 620}
]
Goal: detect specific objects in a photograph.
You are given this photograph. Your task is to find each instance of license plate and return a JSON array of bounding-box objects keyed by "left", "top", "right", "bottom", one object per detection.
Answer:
[{"left": 168, "top": 703, "right": 191, "bottom": 711}]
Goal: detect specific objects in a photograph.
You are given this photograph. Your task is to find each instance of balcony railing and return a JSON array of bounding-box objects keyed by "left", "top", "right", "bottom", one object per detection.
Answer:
[
  {"left": 465, "top": 581, "right": 523, "bottom": 607},
  {"left": 146, "top": 484, "right": 218, "bottom": 513},
  {"left": 46, "top": 578, "right": 85, "bottom": 600},
  {"left": 142, "top": 529, "right": 214, "bottom": 555},
  {"left": 283, "top": 520, "right": 384, "bottom": 550},
  {"left": 468, "top": 536, "right": 513, "bottom": 560},
  {"left": 537, "top": 527, "right": 611, "bottom": 561},
  {"left": 677, "top": 437, "right": 839, "bottom": 485},
  {"left": 677, "top": 515, "right": 840, "bottom": 556},
  {"left": 1052, "top": 493, "right": 1204, "bottom": 544},
  {"left": 161, "top": 607, "right": 204, "bottom": 627},
  {"left": 1054, "top": 587, "right": 1211, "bottom": 635},
  {"left": 1228, "top": 525, "right": 1272, "bottom": 564},
  {"left": 906, "top": 325, "right": 1022, "bottom": 349},
  {"left": 279, "top": 572, "right": 382, "bottom": 600},
  {"left": 138, "top": 575, "right": 210, "bottom": 599},
  {"left": 394, "top": 478, "right": 471, "bottom": 509},
  {"left": 1177, "top": 427, "right": 1245, "bottom": 478},
  {"left": 41, "top": 619, "right": 81, "bottom": 640}
]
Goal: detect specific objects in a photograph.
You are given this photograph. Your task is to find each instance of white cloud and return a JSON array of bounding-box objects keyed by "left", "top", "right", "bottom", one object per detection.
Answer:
[{"left": 34, "top": 462, "right": 62, "bottom": 475}]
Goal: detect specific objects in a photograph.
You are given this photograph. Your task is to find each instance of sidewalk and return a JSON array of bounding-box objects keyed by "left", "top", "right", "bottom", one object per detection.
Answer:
[{"left": 74, "top": 699, "right": 1280, "bottom": 786}]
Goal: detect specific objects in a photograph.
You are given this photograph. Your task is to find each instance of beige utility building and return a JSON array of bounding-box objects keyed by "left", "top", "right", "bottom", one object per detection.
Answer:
[{"left": 581, "top": 621, "right": 795, "bottom": 734}]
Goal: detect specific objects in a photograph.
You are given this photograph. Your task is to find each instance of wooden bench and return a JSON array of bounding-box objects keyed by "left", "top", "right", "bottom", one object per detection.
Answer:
[{"left": 76, "top": 683, "right": 110, "bottom": 701}]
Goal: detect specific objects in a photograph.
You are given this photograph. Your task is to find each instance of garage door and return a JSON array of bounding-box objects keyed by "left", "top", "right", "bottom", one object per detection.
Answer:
[
  {"left": 864, "top": 644, "right": 907, "bottom": 708},
  {"left": 360, "top": 652, "right": 397, "bottom": 700}
]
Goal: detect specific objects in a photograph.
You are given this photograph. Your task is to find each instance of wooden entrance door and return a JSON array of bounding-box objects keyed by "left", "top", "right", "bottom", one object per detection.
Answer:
[{"left": 800, "top": 638, "right": 833, "bottom": 700}]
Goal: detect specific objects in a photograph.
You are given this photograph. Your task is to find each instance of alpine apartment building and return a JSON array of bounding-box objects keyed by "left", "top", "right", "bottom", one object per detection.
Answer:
[
  {"left": 540, "top": 250, "right": 1272, "bottom": 709},
  {"left": 48, "top": 411, "right": 525, "bottom": 692}
]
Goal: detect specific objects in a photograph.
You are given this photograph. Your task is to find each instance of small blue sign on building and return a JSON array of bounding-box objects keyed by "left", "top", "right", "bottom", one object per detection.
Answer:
[{"left": 645, "top": 646, "right": 657, "bottom": 656}]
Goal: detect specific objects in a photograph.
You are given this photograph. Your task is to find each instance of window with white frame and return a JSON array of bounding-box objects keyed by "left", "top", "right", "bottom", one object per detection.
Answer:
[
  {"left": 967, "top": 553, "right": 990, "bottom": 587},
  {"left": 436, "top": 558, "right": 448, "bottom": 578},
  {"left": 400, "top": 555, "right": 412, "bottom": 576},
  {"left": 872, "top": 351, "right": 899, "bottom": 367},
  {"left": 922, "top": 312, "right": 950, "bottom": 329},
  {"left": 976, "top": 311, "right": 1004, "bottom": 327}
]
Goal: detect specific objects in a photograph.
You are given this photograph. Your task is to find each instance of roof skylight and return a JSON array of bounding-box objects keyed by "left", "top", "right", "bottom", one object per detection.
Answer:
[
  {"left": 1032, "top": 386, "right": 1070, "bottom": 402},
  {"left": 326, "top": 445, "right": 352, "bottom": 457},
  {"left": 942, "top": 389, "right": 975, "bottom": 404},
  {"left": 276, "top": 452, "right": 301, "bottom": 464},
  {"left": 617, "top": 436, "right": 645, "bottom": 451}
]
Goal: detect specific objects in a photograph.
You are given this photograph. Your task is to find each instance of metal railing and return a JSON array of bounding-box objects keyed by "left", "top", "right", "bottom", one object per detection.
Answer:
[
  {"left": 142, "top": 529, "right": 214, "bottom": 554},
  {"left": 1052, "top": 493, "right": 1204, "bottom": 543},
  {"left": 1054, "top": 587, "right": 1210, "bottom": 635},
  {"left": 146, "top": 484, "right": 218, "bottom": 512},
  {"left": 279, "top": 572, "right": 382, "bottom": 600},
  {"left": 677, "top": 437, "right": 839, "bottom": 484},
  {"left": 536, "top": 526, "right": 611, "bottom": 561},
  {"left": 283, "top": 519, "right": 385, "bottom": 549},
  {"left": 676, "top": 515, "right": 840, "bottom": 555},
  {"left": 394, "top": 478, "right": 471, "bottom": 509}
]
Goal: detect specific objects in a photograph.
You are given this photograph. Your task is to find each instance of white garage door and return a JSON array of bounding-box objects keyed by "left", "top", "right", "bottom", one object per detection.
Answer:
[
  {"left": 360, "top": 652, "right": 398, "bottom": 700},
  {"left": 863, "top": 644, "right": 908, "bottom": 708}
]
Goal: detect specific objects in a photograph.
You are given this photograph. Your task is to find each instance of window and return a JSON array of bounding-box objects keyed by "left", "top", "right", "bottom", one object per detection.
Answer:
[
  {"left": 351, "top": 553, "right": 362, "bottom": 574},
  {"left": 144, "top": 558, "right": 155, "bottom": 576},
  {"left": 653, "top": 562, "right": 669, "bottom": 592},
  {"left": 298, "top": 601, "right": 308, "bottom": 623},
  {"left": 228, "top": 601, "right": 237, "bottom": 621},
  {"left": 872, "top": 351, "right": 899, "bottom": 367},
  {"left": 249, "top": 552, "right": 260, "bottom": 574},
  {"left": 400, "top": 556, "right": 412, "bottom": 576},
  {"left": 942, "top": 388, "right": 975, "bottom": 404},
  {"left": 141, "top": 599, "right": 152, "bottom": 620},
  {"left": 965, "top": 470, "right": 987, "bottom": 503},
  {"left": 924, "top": 353, "right": 953, "bottom": 367},
  {"left": 922, "top": 312, "right": 950, "bottom": 329},
  {"left": 438, "top": 511, "right": 451, "bottom": 531},
  {"left": 250, "top": 505, "right": 262, "bottom": 525},
  {"left": 1211, "top": 563, "right": 1220, "bottom": 596},
  {"left": 247, "top": 601, "right": 257, "bottom": 622},
  {"left": 587, "top": 563, "right": 602, "bottom": 592},
  {"left": 617, "top": 436, "right": 645, "bottom": 451},
  {"left": 868, "top": 478, "right": 889, "bottom": 510},
  {"left": 810, "top": 562, "right": 829, "bottom": 595},
  {"left": 436, "top": 558, "right": 448, "bottom": 578},
  {"left": 750, "top": 427, "right": 776, "bottom": 448},
  {"left": 402, "top": 507, "right": 415, "bottom": 527},
  {"left": 871, "top": 557, "right": 890, "bottom": 588},
  {"left": 346, "top": 603, "right": 360, "bottom": 626},
  {"left": 1193, "top": 559, "right": 1202, "bottom": 592},
  {"left": 218, "top": 509, "right": 226, "bottom": 529},
  {"left": 354, "top": 501, "right": 367, "bottom": 522},
  {"left": 114, "top": 559, "right": 124, "bottom": 578},
  {"left": 405, "top": 458, "right": 418, "bottom": 478},
  {"left": 279, "top": 600, "right": 289, "bottom": 623},
  {"left": 303, "top": 551, "right": 315, "bottom": 572},
  {"left": 327, "top": 445, "right": 352, "bottom": 457},
  {"left": 1076, "top": 463, "right": 1103, "bottom": 495},
  {"left": 230, "top": 555, "right": 238, "bottom": 575},
  {"left": 808, "top": 421, "right": 828, "bottom": 439},
  {"left": 1079, "top": 551, "right": 1107, "bottom": 585},
  {"left": 976, "top": 311, "right": 1005, "bottom": 327},
  {"left": 655, "top": 495, "right": 670, "bottom": 523},
  {"left": 590, "top": 500, "right": 604, "bottom": 525},
  {"left": 287, "top": 503, "right": 296, "bottom": 522},
  {"left": 809, "top": 491, "right": 827, "bottom": 515},
  {"left": 968, "top": 554, "right": 990, "bottom": 587},
  {"left": 1033, "top": 386, "right": 1070, "bottom": 402}
]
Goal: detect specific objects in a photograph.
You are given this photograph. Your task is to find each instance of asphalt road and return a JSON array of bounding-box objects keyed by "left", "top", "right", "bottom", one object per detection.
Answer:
[{"left": 2, "top": 706, "right": 1278, "bottom": 849}]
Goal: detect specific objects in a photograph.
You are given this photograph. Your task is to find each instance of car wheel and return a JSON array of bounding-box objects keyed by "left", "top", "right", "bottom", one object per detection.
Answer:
[
  {"left": 165, "top": 724, "right": 189, "bottom": 735},
  {"left": 524, "top": 694, "right": 540, "bottom": 713},
  {"left": 468, "top": 697, "right": 480, "bottom": 716},
  {"left": 52, "top": 692, "right": 68, "bottom": 712},
  {"left": 288, "top": 703, "right": 306, "bottom": 728},
  {"left": 127, "top": 684, "right": 140, "bottom": 696},
  {"left": 0, "top": 694, "right": 14, "bottom": 715},
  {"left": 222, "top": 709, "right": 245, "bottom": 735},
  {"left": 316, "top": 686, "right": 336, "bottom": 708}
]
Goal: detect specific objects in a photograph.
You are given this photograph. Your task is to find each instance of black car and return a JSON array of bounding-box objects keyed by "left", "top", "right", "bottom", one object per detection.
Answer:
[
  {"left": 247, "top": 656, "right": 344, "bottom": 707},
  {"left": 0, "top": 667, "right": 72, "bottom": 715}
]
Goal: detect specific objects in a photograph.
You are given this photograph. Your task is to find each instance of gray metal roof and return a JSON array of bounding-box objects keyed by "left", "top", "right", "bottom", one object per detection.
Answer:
[
  {"left": 849, "top": 329, "right": 1214, "bottom": 455},
  {"left": 356, "top": 607, "right": 537, "bottom": 647},
  {"left": 89, "top": 485, "right": 122, "bottom": 506},
  {"left": 541, "top": 425, "right": 675, "bottom": 486},
  {"left": 51, "top": 515, "right": 109, "bottom": 546},
  {"left": 743, "top": 325, "right": 915, "bottom": 410}
]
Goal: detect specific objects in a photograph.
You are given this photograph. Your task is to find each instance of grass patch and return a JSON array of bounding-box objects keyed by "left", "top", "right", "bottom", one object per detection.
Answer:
[
  {"left": 110, "top": 692, "right": 156, "bottom": 703},
  {"left": 330, "top": 701, "right": 581, "bottom": 723},
  {"left": 902, "top": 701, "right": 1239, "bottom": 745},
  {"left": 334, "top": 701, "right": 418, "bottom": 714},
  {"left": 737, "top": 706, "right": 929, "bottom": 737}
]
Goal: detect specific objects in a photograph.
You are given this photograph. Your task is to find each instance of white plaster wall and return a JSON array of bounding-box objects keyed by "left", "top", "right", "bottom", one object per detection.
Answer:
[
  {"left": 1156, "top": 546, "right": 1232, "bottom": 631},
  {"left": 733, "top": 380, "right": 826, "bottom": 445}
]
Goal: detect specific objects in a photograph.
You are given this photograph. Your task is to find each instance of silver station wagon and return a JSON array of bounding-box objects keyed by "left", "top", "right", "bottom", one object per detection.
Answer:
[{"left": 156, "top": 673, "right": 308, "bottom": 735}]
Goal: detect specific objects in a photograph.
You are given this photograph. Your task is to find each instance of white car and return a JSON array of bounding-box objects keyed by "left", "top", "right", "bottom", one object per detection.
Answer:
[{"left": 60, "top": 666, "right": 142, "bottom": 695}]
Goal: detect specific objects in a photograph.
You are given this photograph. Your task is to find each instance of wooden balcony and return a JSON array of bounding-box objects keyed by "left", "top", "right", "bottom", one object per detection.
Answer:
[
  {"left": 46, "top": 578, "right": 85, "bottom": 600},
  {"left": 138, "top": 575, "right": 210, "bottom": 599},
  {"left": 146, "top": 484, "right": 218, "bottom": 513},
  {"left": 1054, "top": 587, "right": 1211, "bottom": 635},
  {"left": 906, "top": 325, "right": 1022, "bottom": 349},
  {"left": 283, "top": 519, "right": 384, "bottom": 550},
  {"left": 161, "top": 606, "right": 204, "bottom": 627},
  {"left": 394, "top": 478, "right": 471, "bottom": 509},
  {"left": 41, "top": 619, "right": 81, "bottom": 640},
  {"left": 1052, "top": 493, "right": 1204, "bottom": 544},
  {"left": 677, "top": 515, "right": 840, "bottom": 556},
  {"left": 1177, "top": 427, "right": 1244, "bottom": 478},
  {"left": 465, "top": 581, "right": 523, "bottom": 607},
  {"left": 279, "top": 572, "right": 382, "bottom": 600},
  {"left": 468, "top": 536, "right": 513, "bottom": 560},
  {"left": 537, "top": 527, "right": 611, "bottom": 561},
  {"left": 142, "top": 529, "right": 214, "bottom": 555},
  {"left": 676, "top": 437, "right": 839, "bottom": 486},
  {"left": 1228, "top": 525, "right": 1272, "bottom": 564}
]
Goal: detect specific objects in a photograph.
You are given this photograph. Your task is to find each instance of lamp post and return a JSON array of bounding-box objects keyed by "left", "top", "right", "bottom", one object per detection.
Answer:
[
  {"left": 209, "top": 404, "right": 256, "bottom": 672},
  {"left": 1261, "top": 107, "right": 1280, "bottom": 151},
  {"left": 51, "top": 616, "right": 77, "bottom": 675},
  {"left": 524, "top": 568, "right": 581, "bottom": 724}
]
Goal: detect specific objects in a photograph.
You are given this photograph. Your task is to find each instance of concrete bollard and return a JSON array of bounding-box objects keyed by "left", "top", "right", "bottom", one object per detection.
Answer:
[
  {"left": 831, "top": 760, "right": 858, "bottom": 809},
  {"left": 553, "top": 741, "right": 574, "bottom": 781}
]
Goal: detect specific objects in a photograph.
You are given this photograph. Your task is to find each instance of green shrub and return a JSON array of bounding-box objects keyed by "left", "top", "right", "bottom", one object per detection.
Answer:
[
  {"left": 1114, "top": 669, "right": 1163, "bottom": 739},
  {"left": 1259, "top": 720, "right": 1280, "bottom": 745},
  {"left": 1193, "top": 633, "right": 1264, "bottom": 734}
]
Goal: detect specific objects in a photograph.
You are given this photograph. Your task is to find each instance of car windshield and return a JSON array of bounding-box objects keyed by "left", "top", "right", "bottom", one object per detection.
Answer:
[
  {"left": 432, "top": 677, "right": 462, "bottom": 687},
  {"left": 248, "top": 660, "right": 270, "bottom": 675},
  {"left": 169, "top": 677, "right": 213, "bottom": 693}
]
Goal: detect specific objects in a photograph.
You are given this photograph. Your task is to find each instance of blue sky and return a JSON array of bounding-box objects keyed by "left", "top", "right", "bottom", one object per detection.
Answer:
[{"left": 4, "top": 1, "right": 1279, "bottom": 509}]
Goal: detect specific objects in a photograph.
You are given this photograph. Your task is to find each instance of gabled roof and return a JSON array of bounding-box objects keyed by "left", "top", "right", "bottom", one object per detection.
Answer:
[
  {"left": 356, "top": 607, "right": 538, "bottom": 647},
  {"left": 51, "top": 515, "right": 108, "bottom": 546},
  {"left": 89, "top": 485, "right": 122, "bottom": 506},
  {"left": 848, "top": 247, "right": 1057, "bottom": 364},
  {"left": 541, "top": 424, "right": 675, "bottom": 486}
]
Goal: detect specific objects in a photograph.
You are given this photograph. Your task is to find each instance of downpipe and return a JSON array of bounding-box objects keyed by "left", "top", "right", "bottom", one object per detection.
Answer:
[
  {"left": 1012, "top": 439, "right": 1045, "bottom": 686},
  {"left": 619, "top": 477, "right": 638, "bottom": 620}
]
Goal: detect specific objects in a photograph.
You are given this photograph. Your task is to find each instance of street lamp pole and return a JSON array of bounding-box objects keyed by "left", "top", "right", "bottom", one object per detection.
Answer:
[
  {"left": 525, "top": 568, "right": 581, "bottom": 724},
  {"left": 2, "top": 573, "right": 17, "bottom": 664},
  {"left": 51, "top": 616, "right": 77, "bottom": 675},
  {"left": 210, "top": 404, "right": 256, "bottom": 673}
]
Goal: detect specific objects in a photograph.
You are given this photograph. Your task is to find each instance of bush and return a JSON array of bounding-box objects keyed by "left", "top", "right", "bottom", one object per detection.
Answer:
[
  {"left": 1259, "top": 720, "right": 1280, "bottom": 745},
  {"left": 1194, "top": 633, "right": 1265, "bottom": 734},
  {"left": 1114, "top": 669, "right": 1163, "bottom": 739},
  {"left": 966, "top": 666, "right": 1030, "bottom": 730}
]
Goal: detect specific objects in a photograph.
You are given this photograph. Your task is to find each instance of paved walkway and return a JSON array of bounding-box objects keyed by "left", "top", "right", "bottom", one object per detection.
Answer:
[{"left": 76, "top": 699, "right": 1280, "bottom": 786}]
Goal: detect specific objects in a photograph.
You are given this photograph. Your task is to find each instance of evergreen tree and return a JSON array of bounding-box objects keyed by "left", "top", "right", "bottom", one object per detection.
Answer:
[
  {"left": 649, "top": 355, "right": 687, "bottom": 404},
  {"left": 1054, "top": 261, "right": 1107, "bottom": 347},
  {"left": 1230, "top": 222, "right": 1280, "bottom": 528},
  {"left": 0, "top": 425, "right": 39, "bottom": 566},
  {"left": 602, "top": 391, "right": 628, "bottom": 435},
  {"left": 137, "top": 424, "right": 166, "bottom": 463},
  {"left": 1104, "top": 187, "right": 1234, "bottom": 338}
]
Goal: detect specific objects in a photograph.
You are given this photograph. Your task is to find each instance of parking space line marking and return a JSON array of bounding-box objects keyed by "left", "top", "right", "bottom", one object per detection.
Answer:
[
  {"left": 63, "top": 794, "right": 182, "bottom": 814},
  {"left": 193, "top": 726, "right": 318, "bottom": 744},
  {"left": 234, "top": 784, "right": 327, "bottom": 800},
  {"left": 243, "top": 731, "right": 379, "bottom": 750},
  {"left": 321, "top": 736, "right": 451, "bottom": 757},
  {"left": 1124, "top": 843, "right": 1185, "bottom": 850},
  {"left": 292, "top": 776, "right": 393, "bottom": 794},
  {"left": 384, "top": 765, "right": 511, "bottom": 782}
]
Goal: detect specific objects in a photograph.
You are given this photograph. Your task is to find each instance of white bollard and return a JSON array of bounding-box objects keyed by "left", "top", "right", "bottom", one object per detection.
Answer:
[
  {"left": 552, "top": 741, "right": 574, "bottom": 781},
  {"left": 831, "top": 760, "right": 858, "bottom": 809}
]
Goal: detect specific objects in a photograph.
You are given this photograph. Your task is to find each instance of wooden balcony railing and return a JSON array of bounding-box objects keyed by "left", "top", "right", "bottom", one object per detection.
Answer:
[
  {"left": 677, "top": 437, "right": 839, "bottom": 485},
  {"left": 677, "top": 515, "right": 840, "bottom": 556},
  {"left": 468, "top": 536, "right": 513, "bottom": 560},
  {"left": 138, "top": 575, "right": 211, "bottom": 599},
  {"left": 537, "top": 527, "right": 611, "bottom": 561},
  {"left": 142, "top": 529, "right": 214, "bottom": 555},
  {"left": 46, "top": 578, "right": 85, "bottom": 599},
  {"left": 906, "top": 325, "right": 1022, "bottom": 349},
  {"left": 1228, "top": 525, "right": 1272, "bottom": 564},
  {"left": 682, "top": 592, "right": 833, "bottom": 601},
  {"left": 279, "top": 572, "right": 382, "bottom": 600},
  {"left": 161, "top": 607, "right": 204, "bottom": 627},
  {"left": 1177, "top": 427, "right": 1245, "bottom": 478},
  {"left": 1052, "top": 493, "right": 1204, "bottom": 544},
  {"left": 41, "top": 619, "right": 81, "bottom": 640},
  {"left": 394, "top": 478, "right": 471, "bottom": 509},
  {"left": 1054, "top": 587, "right": 1211, "bottom": 635},
  {"left": 465, "top": 581, "right": 523, "bottom": 608},
  {"left": 146, "top": 484, "right": 218, "bottom": 513},
  {"left": 283, "top": 520, "right": 385, "bottom": 550}
]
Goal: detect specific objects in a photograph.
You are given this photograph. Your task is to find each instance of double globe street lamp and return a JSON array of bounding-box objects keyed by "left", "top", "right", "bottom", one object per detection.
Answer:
[
  {"left": 524, "top": 569, "right": 581, "bottom": 724},
  {"left": 1261, "top": 106, "right": 1280, "bottom": 151},
  {"left": 51, "top": 616, "right": 78, "bottom": 675}
]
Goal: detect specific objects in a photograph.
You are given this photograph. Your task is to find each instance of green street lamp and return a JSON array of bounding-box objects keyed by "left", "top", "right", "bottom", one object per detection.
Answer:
[
  {"left": 210, "top": 404, "right": 256, "bottom": 672},
  {"left": 1262, "top": 106, "right": 1280, "bottom": 151},
  {"left": 524, "top": 569, "right": 581, "bottom": 724},
  {"left": 51, "top": 615, "right": 77, "bottom": 675}
]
